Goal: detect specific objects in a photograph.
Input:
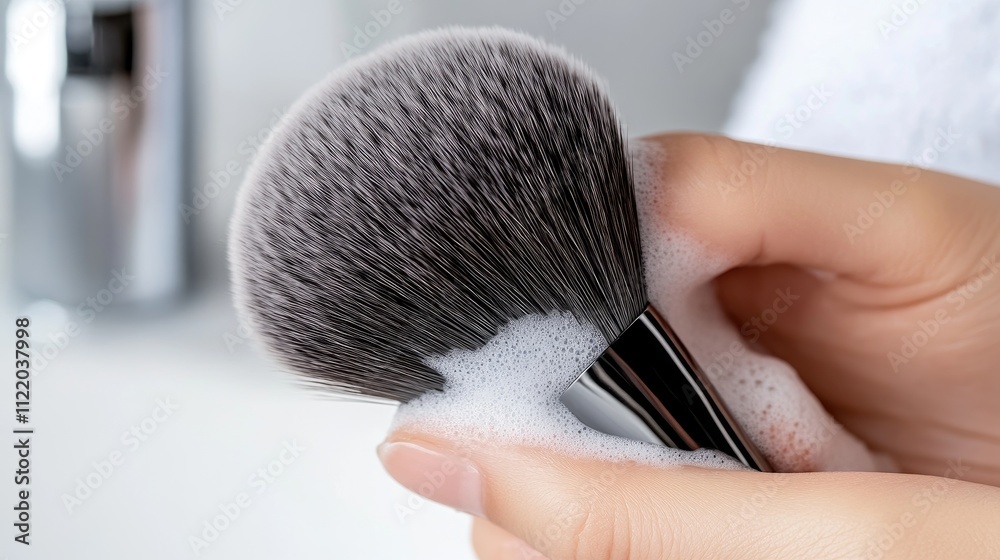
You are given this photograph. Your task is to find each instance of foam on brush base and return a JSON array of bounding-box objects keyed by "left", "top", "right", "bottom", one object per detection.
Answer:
[
  {"left": 395, "top": 311, "right": 743, "bottom": 469},
  {"left": 395, "top": 142, "right": 889, "bottom": 472}
]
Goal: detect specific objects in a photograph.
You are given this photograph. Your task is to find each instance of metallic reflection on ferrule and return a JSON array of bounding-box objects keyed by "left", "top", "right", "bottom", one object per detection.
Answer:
[{"left": 561, "top": 305, "right": 771, "bottom": 471}]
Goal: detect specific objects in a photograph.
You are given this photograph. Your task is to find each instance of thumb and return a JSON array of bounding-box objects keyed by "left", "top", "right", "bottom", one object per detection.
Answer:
[{"left": 376, "top": 430, "right": 976, "bottom": 560}]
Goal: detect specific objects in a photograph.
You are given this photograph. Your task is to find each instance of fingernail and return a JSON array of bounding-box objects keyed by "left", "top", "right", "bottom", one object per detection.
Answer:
[{"left": 377, "top": 441, "right": 485, "bottom": 517}]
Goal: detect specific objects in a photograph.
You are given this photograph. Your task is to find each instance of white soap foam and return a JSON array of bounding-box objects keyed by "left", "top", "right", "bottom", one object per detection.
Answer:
[
  {"left": 394, "top": 311, "right": 742, "bottom": 468},
  {"left": 394, "top": 140, "right": 886, "bottom": 472}
]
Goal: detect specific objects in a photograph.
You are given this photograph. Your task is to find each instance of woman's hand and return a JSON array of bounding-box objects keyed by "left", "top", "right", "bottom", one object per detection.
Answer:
[{"left": 379, "top": 134, "right": 1000, "bottom": 559}]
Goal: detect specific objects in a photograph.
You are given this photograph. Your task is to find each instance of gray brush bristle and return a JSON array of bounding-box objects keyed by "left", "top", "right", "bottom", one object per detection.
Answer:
[{"left": 229, "top": 27, "right": 645, "bottom": 402}]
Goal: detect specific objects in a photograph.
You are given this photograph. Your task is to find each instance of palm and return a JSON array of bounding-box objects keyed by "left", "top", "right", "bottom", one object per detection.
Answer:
[{"left": 719, "top": 263, "right": 1000, "bottom": 486}]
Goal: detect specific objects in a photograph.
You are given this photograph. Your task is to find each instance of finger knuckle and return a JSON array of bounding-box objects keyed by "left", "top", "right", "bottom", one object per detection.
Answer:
[{"left": 553, "top": 482, "right": 680, "bottom": 560}]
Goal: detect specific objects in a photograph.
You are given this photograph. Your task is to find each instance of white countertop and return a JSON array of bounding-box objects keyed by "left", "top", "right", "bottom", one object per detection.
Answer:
[{"left": 2, "top": 291, "right": 473, "bottom": 559}]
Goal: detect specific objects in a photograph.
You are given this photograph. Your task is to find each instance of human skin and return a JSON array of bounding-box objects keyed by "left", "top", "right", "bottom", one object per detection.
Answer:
[{"left": 379, "top": 134, "right": 1000, "bottom": 559}]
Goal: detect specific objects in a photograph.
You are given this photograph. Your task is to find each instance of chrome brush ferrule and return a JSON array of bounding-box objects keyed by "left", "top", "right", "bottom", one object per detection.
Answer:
[{"left": 561, "top": 305, "right": 772, "bottom": 471}]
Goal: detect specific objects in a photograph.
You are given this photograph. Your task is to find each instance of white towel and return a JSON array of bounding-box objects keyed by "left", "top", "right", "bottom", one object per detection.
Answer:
[{"left": 726, "top": 0, "right": 1000, "bottom": 185}]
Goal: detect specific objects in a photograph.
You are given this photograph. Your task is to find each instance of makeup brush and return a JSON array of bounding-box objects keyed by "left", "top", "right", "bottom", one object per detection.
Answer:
[{"left": 229, "top": 27, "right": 771, "bottom": 471}]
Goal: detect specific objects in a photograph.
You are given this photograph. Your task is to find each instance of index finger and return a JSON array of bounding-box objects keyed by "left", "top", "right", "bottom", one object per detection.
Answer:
[{"left": 639, "top": 133, "right": 1000, "bottom": 290}]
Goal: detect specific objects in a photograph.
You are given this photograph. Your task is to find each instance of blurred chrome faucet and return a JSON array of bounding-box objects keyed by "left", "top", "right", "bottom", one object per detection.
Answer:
[{"left": 4, "top": 0, "right": 188, "bottom": 305}]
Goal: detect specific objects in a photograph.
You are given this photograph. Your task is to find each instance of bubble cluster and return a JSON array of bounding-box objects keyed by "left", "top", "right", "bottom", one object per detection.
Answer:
[
  {"left": 395, "top": 311, "right": 741, "bottom": 468},
  {"left": 394, "top": 141, "right": 885, "bottom": 472}
]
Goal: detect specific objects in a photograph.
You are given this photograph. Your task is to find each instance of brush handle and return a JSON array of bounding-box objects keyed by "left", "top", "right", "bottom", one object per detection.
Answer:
[{"left": 561, "top": 305, "right": 772, "bottom": 471}]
